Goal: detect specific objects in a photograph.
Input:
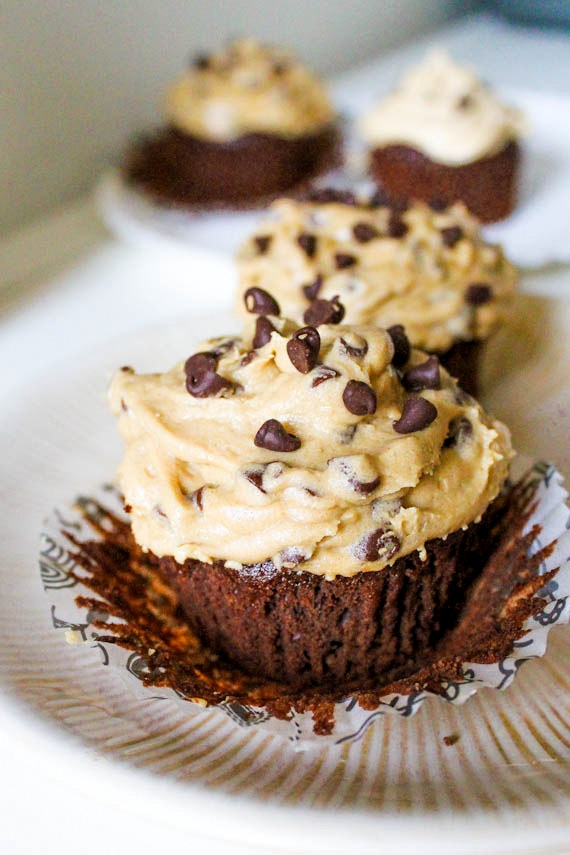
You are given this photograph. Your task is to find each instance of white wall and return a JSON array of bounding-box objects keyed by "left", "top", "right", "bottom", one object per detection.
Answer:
[{"left": 0, "top": 0, "right": 459, "bottom": 234}]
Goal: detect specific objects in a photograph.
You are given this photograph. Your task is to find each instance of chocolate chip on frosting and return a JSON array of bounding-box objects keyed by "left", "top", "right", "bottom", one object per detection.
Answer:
[
  {"left": 254, "top": 234, "right": 272, "bottom": 254},
  {"left": 311, "top": 365, "right": 340, "bottom": 387},
  {"left": 253, "top": 316, "right": 276, "bottom": 349},
  {"left": 465, "top": 283, "right": 493, "bottom": 305},
  {"left": 353, "top": 527, "right": 400, "bottom": 562},
  {"left": 303, "top": 295, "right": 345, "bottom": 326},
  {"left": 243, "top": 466, "right": 267, "bottom": 492},
  {"left": 185, "top": 352, "right": 233, "bottom": 398},
  {"left": 244, "top": 287, "right": 280, "bottom": 316},
  {"left": 352, "top": 222, "right": 380, "bottom": 243},
  {"left": 387, "top": 325, "right": 411, "bottom": 367},
  {"left": 402, "top": 356, "right": 441, "bottom": 392},
  {"left": 254, "top": 419, "right": 301, "bottom": 452},
  {"left": 387, "top": 213, "right": 408, "bottom": 238},
  {"left": 334, "top": 252, "right": 357, "bottom": 269},
  {"left": 297, "top": 232, "right": 317, "bottom": 258},
  {"left": 302, "top": 274, "right": 322, "bottom": 301},
  {"left": 342, "top": 380, "right": 377, "bottom": 415},
  {"left": 287, "top": 326, "right": 320, "bottom": 374},
  {"left": 441, "top": 226, "right": 463, "bottom": 248},
  {"left": 444, "top": 416, "right": 473, "bottom": 448},
  {"left": 393, "top": 397, "right": 438, "bottom": 433}
]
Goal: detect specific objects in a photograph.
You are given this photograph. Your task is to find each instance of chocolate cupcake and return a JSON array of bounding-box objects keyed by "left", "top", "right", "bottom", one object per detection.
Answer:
[
  {"left": 236, "top": 193, "right": 517, "bottom": 396},
  {"left": 358, "top": 51, "right": 525, "bottom": 223},
  {"left": 123, "top": 39, "right": 340, "bottom": 208},
  {"left": 109, "top": 303, "right": 512, "bottom": 691}
]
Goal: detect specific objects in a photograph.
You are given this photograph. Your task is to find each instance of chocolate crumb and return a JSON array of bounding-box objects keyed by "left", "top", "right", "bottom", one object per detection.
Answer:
[
  {"left": 466, "top": 283, "right": 493, "bottom": 306},
  {"left": 244, "top": 287, "right": 280, "bottom": 316},
  {"left": 443, "top": 733, "right": 460, "bottom": 746},
  {"left": 254, "top": 419, "right": 301, "bottom": 452},
  {"left": 393, "top": 397, "right": 438, "bottom": 433},
  {"left": 303, "top": 296, "right": 345, "bottom": 326},
  {"left": 123, "top": 504, "right": 132, "bottom": 514},
  {"left": 253, "top": 316, "right": 276, "bottom": 349},
  {"left": 342, "top": 380, "right": 377, "bottom": 416},
  {"left": 352, "top": 222, "right": 380, "bottom": 243},
  {"left": 403, "top": 356, "right": 441, "bottom": 392},
  {"left": 387, "top": 325, "right": 411, "bottom": 368},
  {"left": 297, "top": 232, "right": 317, "bottom": 258},
  {"left": 441, "top": 226, "right": 463, "bottom": 248}
]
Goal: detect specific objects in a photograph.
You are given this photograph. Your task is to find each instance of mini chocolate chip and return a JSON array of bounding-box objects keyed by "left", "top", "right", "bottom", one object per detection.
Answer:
[
  {"left": 441, "top": 226, "right": 463, "bottom": 248},
  {"left": 287, "top": 326, "right": 320, "bottom": 373},
  {"left": 193, "top": 53, "right": 211, "bottom": 70},
  {"left": 297, "top": 232, "right": 317, "bottom": 258},
  {"left": 190, "top": 486, "right": 205, "bottom": 511},
  {"left": 302, "top": 274, "right": 323, "bottom": 301},
  {"left": 312, "top": 365, "right": 340, "bottom": 387},
  {"left": 340, "top": 335, "right": 368, "bottom": 359},
  {"left": 254, "top": 234, "right": 272, "bottom": 254},
  {"left": 185, "top": 352, "right": 233, "bottom": 398},
  {"left": 403, "top": 356, "right": 441, "bottom": 392},
  {"left": 352, "top": 222, "right": 380, "bottom": 243},
  {"left": 253, "top": 316, "right": 276, "bottom": 349},
  {"left": 305, "top": 188, "right": 356, "bottom": 205},
  {"left": 254, "top": 419, "right": 301, "bottom": 452},
  {"left": 353, "top": 475, "right": 380, "bottom": 495},
  {"left": 244, "top": 287, "right": 280, "bottom": 316},
  {"left": 120, "top": 365, "right": 133, "bottom": 373},
  {"left": 342, "top": 380, "right": 377, "bottom": 415},
  {"left": 388, "top": 213, "right": 408, "bottom": 238},
  {"left": 429, "top": 195, "right": 449, "bottom": 212},
  {"left": 273, "top": 61, "right": 287, "bottom": 75},
  {"left": 209, "top": 338, "right": 236, "bottom": 359},
  {"left": 244, "top": 468, "right": 266, "bottom": 493},
  {"left": 393, "top": 397, "right": 438, "bottom": 433},
  {"left": 387, "top": 325, "right": 411, "bottom": 367},
  {"left": 303, "top": 295, "right": 345, "bottom": 326},
  {"left": 354, "top": 527, "right": 400, "bottom": 562},
  {"left": 240, "top": 351, "right": 257, "bottom": 367},
  {"left": 444, "top": 416, "right": 473, "bottom": 448},
  {"left": 334, "top": 252, "right": 357, "bottom": 269},
  {"left": 458, "top": 94, "right": 473, "bottom": 109},
  {"left": 466, "top": 283, "right": 493, "bottom": 306},
  {"left": 123, "top": 503, "right": 132, "bottom": 514},
  {"left": 339, "top": 424, "right": 357, "bottom": 444}
]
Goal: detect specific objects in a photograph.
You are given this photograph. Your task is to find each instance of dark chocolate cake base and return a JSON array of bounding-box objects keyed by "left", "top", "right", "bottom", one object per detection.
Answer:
[
  {"left": 439, "top": 339, "right": 483, "bottom": 399},
  {"left": 369, "top": 140, "right": 519, "bottom": 223},
  {"left": 123, "top": 124, "right": 340, "bottom": 208},
  {"left": 161, "top": 510, "right": 498, "bottom": 691}
]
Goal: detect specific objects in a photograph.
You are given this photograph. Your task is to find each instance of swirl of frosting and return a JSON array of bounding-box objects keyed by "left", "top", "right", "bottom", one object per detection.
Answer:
[
  {"left": 164, "top": 38, "right": 336, "bottom": 141},
  {"left": 236, "top": 196, "right": 517, "bottom": 354},
  {"left": 109, "top": 317, "right": 512, "bottom": 579},
  {"left": 359, "top": 50, "right": 526, "bottom": 165}
]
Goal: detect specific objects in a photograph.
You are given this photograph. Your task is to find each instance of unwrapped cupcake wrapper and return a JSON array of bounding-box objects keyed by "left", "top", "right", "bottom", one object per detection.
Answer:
[{"left": 39, "top": 461, "right": 570, "bottom": 747}]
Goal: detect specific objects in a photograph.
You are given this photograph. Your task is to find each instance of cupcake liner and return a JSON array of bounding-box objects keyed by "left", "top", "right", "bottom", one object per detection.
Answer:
[{"left": 39, "top": 461, "right": 570, "bottom": 747}]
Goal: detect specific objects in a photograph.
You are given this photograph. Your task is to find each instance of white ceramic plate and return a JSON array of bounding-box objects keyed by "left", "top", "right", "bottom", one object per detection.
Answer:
[
  {"left": 2, "top": 297, "right": 570, "bottom": 854},
  {"left": 96, "top": 89, "right": 570, "bottom": 269}
]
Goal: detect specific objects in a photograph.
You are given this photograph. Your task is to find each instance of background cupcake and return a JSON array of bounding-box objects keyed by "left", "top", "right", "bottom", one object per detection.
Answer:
[
  {"left": 109, "top": 302, "right": 513, "bottom": 690},
  {"left": 236, "top": 192, "right": 517, "bottom": 396},
  {"left": 123, "top": 39, "right": 340, "bottom": 208},
  {"left": 358, "top": 50, "right": 525, "bottom": 223}
]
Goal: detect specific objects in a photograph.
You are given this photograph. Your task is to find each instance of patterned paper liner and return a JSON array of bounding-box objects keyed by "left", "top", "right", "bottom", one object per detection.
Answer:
[{"left": 39, "top": 461, "right": 570, "bottom": 747}]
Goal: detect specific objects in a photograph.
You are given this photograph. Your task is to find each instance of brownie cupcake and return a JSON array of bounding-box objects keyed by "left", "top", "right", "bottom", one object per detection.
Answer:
[
  {"left": 123, "top": 39, "right": 340, "bottom": 207},
  {"left": 109, "top": 300, "right": 513, "bottom": 690},
  {"left": 358, "top": 51, "right": 525, "bottom": 223},
  {"left": 236, "top": 193, "right": 517, "bottom": 396}
]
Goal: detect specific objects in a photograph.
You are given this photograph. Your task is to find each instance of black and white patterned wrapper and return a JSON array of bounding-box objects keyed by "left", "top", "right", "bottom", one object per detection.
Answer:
[{"left": 39, "top": 461, "right": 570, "bottom": 747}]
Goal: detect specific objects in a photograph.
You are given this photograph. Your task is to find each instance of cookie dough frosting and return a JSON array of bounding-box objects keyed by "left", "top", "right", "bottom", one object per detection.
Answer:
[
  {"left": 164, "top": 38, "right": 336, "bottom": 141},
  {"left": 109, "top": 303, "right": 512, "bottom": 579},
  {"left": 359, "top": 50, "right": 525, "bottom": 165},
  {"left": 236, "top": 195, "right": 517, "bottom": 354}
]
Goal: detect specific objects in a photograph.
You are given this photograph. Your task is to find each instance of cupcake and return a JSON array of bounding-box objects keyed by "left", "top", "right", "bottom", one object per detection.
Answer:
[
  {"left": 358, "top": 50, "right": 525, "bottom": 223},
  {"left": 108, "top": 298, "right": 513, "bottom": 691},
  {"left": 123, "top": 39, "right": 340, "bottom": 208},
  {"left": 235, "top": 192, "right": 517, "bottom": 396}
]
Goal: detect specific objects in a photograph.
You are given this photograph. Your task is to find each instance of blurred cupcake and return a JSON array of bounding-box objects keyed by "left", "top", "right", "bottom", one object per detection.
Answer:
[
  {"left": 123, "top": 39, "right": 340, "bottom": 208},
  {"left": 358, "top": 50, "right": 525, "bottom": 223},
  {"left": 235, "top": 192, "right": 517, "bottom": 396},
  {"left": 109, "top": 300, "right": 513, "bottom": 690}
]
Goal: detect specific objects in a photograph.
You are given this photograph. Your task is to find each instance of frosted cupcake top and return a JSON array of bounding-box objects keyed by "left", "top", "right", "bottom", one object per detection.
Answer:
[
  {"left": 236, "top": 193, "right": 517, "bottom": 354},
  {"left": 110, "top": 303, "right": 512, "bottom": 579},
  {"left": 359, "top": 50, "right": 525, "bottom": 165},
  {"left": 164, "top": 38, "right": 336, "bottom": 141}
]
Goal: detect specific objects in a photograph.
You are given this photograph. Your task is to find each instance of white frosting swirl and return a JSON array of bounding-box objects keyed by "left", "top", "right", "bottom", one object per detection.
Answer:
[
  {"left": 359, "top": 50, "right": 525, "bottom": 165},
  {"left": 164, "top": 39, "right": 336, "bottom": 141},
  {"left": 109, "top": 321, "right": 512, "bottom": 579}
]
